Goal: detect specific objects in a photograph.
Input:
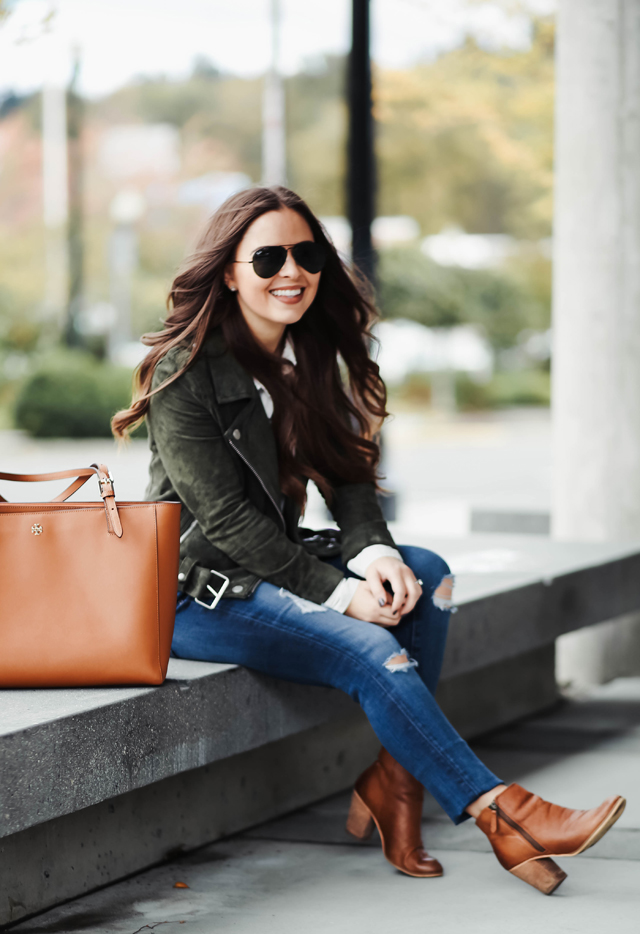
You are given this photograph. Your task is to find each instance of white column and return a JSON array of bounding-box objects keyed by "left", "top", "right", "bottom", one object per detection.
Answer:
[
  {"left": 107, "top": 189, "right": 145, "bottom": 362},
  {"left": 553, "top": 0, "right": 640, "bottom": 683},
  {"left": 553, "top": 0, "right": 640, "bottom": 540},
  {"left": 42, "top": 84, "right": 69, "bottom": 317},
  {"left": 261, "top": 0, "right": 286, "bottom": 186}
]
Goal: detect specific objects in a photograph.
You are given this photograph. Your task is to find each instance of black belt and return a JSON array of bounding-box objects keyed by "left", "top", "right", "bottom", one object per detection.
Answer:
[{"left": 178, "top": 556, "right": 259, "bottom": 608}]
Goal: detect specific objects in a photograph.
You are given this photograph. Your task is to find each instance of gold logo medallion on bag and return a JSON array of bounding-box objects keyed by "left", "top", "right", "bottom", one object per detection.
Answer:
[{"left": 31, "top": 523, "right": 43, "bottom": 535}]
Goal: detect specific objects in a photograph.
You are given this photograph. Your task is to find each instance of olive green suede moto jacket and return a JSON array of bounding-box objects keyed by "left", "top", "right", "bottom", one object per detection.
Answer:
[{"left": 145, "top": 328, "right": 397, "bottom": 605}]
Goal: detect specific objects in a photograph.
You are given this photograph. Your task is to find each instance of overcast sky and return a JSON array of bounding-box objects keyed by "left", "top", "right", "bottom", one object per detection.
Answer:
[{"left": 0, "top": 0, "right": 556, "bottom": 99}]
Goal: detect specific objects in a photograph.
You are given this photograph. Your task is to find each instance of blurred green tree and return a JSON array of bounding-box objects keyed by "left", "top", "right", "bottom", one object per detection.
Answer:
[
  {"left": 376, "top": 19, "right": 554, "bottom": 238},
  {"left": 378, "top": 246, "right": 549, "bottom": 350}
]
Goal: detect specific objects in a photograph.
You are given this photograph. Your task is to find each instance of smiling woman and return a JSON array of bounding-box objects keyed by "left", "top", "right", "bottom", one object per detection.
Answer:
[
  {"left": 111, "top": 186, "right": 625, "bottom": 894},
  {"left": 224, "top": 209, "right": 325, "bottom": 352}
]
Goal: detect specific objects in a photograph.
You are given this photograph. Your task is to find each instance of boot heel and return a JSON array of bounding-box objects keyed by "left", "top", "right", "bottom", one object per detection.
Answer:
[
  {"left": 510, "top": 857, "right": 567, "bottom": 895},
  {"left": 346, "top": 791, "right": 374, "bottom": 839}
]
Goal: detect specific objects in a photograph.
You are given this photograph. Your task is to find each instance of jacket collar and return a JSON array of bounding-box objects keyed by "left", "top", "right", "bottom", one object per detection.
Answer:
[{"left": 201, "top": 328, "right": 256, "bottom": 404}]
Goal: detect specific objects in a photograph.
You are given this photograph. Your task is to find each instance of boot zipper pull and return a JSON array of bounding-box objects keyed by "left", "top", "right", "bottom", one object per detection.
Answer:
[
  {"left": 488, "top": 801, "right": 546, "bottom": 851},
  {"left": 489, "top": 801, "right": 498, "bottom": 834}
]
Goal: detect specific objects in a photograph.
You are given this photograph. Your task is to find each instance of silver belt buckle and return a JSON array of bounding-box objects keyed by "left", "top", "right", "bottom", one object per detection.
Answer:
[{"left": 195, "top": 569, "right": 230, "bottom": 610}]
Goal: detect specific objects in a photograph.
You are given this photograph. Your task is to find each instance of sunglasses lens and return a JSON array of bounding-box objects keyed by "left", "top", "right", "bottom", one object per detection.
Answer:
[
  {"left": 292, "top": 241, "right": 326, "bottom": 274},
  {"left": 252, "top": 246, "right": 287, "bottom": 278}
]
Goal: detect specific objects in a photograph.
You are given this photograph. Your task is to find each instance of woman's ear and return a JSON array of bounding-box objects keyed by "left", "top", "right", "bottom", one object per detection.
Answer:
[{"left": 224, "top": 267, "right": 238, "bottom": 292}]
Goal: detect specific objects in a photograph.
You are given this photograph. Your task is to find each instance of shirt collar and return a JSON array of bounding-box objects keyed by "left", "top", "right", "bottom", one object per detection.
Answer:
[{"left": 282, "top": 334, "right": 297, "bottom": 365}]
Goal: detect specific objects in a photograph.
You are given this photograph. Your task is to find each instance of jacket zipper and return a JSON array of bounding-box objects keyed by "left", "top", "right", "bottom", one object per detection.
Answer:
[
  {"left": 488, "top": 802, "right": 546, "bottom": 851},
  {"left": 180, "top": 518, "right": 199, "bottom": 544},
  {"left": 229, "top": 440, "right": 286, "bottom": 531}
]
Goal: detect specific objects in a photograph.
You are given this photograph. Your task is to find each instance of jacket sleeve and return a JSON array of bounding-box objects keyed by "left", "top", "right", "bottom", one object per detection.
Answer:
[
  {"left": 328, "top": 481, "right": 398, "bottom": 565},
  {"left": 148, "top": 359, "right": 344, "bottom": 605}
]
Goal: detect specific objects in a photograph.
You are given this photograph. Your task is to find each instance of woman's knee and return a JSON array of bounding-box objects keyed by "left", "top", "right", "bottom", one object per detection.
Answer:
[
  {"left": 398, "top": 545, "right": 454, "bottom": 611},
  {"left": 355, "top": 625, "right": 419, "bottom": 676}
]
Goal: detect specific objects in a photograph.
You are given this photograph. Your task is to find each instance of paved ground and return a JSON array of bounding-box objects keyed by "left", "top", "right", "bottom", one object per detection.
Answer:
[{"left": 11, "top": 677, "right": 640, "bottom": 934}]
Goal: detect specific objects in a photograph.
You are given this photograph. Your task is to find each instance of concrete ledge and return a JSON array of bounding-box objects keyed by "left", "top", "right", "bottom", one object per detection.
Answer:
[
  {"left": 434, "top": 534, "right": 640, "bottom": 678},
  {"left": 0, "top": 661, "right": 358, "bottom": 841},
  {"left": 0, "top": 710, "right": 380, "bottom": 926},
  {"left": 470, "top": 509, "right": 551, "bottom": 535},
  {"left": 437, "top": 644, "right": 557, "bottom": 738}
]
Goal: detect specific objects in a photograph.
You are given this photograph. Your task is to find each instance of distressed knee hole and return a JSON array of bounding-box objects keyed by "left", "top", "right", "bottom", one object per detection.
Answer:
[
  {"left": 383, "top": 651, "right": 418, "bottom": 673},
  {"left": 278, "top": 588, "right": 327, "bottom": 614},
  {"left": 432, "top": 574, "right": 457, "bottom": 612}
]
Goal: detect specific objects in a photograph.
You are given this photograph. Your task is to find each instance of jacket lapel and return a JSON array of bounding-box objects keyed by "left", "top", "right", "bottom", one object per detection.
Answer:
[{"left": 202, "top": 330, "right": 283, "bottom": 519}]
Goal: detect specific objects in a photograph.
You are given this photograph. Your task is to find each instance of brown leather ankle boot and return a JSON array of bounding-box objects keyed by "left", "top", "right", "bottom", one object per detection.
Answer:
[
  {"left": 476, "top": 783, "right": 626, "bottom": 895},
  {"left": 346, "top": 748, "right": 443, "bottom": 878}
]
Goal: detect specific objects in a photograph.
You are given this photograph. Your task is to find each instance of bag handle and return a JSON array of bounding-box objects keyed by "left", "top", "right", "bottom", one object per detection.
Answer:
[{"left": 0, "top": 463, "right": 123, "bottom": 538}]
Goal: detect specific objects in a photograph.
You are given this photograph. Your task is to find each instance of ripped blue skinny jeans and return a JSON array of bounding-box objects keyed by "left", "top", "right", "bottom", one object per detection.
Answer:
[{"left": 171, "top": 545, "right": 502, "bottom": 824}]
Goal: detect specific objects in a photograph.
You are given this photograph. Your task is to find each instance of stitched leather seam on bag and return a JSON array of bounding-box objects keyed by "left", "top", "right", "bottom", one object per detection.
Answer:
[
  {"left": 153, "top": 504, "right": 162, "bottom": 680},
  {"left": 0, "top": 505, "right": 155, "bottom": 515}
]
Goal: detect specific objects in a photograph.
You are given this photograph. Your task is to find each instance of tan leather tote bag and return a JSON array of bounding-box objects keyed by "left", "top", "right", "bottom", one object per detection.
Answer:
[{"left": 0, "top": 463, "right": 181, "bottom": 687}]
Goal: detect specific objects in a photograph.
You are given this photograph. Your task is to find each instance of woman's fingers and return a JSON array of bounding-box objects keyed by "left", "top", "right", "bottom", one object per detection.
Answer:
[
  {"left": 346, "top": 581, "right": 396, "bottom": 624},
  {"left": 364, "top": 588, "right": 398, "bottom": 626},
  {"left": 370, "top": 607, "right": 401, "bottom": 627},
  {"left": 401, "top": 574, "right": 423, "bottom": 615},
  {"left": 366, "top": 568, "right": 389, "bottom": 608},
  {"left": 359, "top": 559, "right": 424, "bottom": 621},
  {"left": 387, "top": 567, "right": 422, "bottom": 616},
  {"left": 388, "top": 566, "right": 410, "bottom": 615}
]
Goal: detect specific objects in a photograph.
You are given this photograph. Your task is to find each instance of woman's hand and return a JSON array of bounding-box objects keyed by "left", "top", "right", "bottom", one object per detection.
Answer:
[
  {"left": 344, "top": 580, "right": 400, "bottom": 626},
  {"left": 365, "top": 556, "right": 423, "bottom": 618},
  {"left": 345, "top": 558, "right": 423, "bottom": 626}
]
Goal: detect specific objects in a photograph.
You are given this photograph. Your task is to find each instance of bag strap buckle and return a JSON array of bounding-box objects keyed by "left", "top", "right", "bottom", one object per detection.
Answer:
[
  {"left": 194, "top": 569, "right": 230, "bottom": 610},
  {"left": 98, "top": 473, "right": 115, "bottom": 497}
]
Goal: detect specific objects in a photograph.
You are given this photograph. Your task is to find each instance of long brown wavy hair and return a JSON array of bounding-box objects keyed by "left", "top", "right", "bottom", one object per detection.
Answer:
[{"left": 112, "top": 186, "right": 388, "bottom": 509}]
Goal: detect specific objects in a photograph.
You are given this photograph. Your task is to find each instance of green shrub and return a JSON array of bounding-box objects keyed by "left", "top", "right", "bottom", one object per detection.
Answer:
[
  {"left": 486, "top": 369, "right": 551, "bottom": 407},
  {"left": 455, "top": 374, "right": 491, "bottom": 410},
  {"left": 14, "top": 351, "right": 144, "bottom": 438},
  {"left": 393, "top": 372, "right": 432, "bottom": 405},
  {"left": 456, "top": 369, "right": 550, "bottom": 410},
  {"left": 390, "top": 368, "right": 550, "bottom": 411}
]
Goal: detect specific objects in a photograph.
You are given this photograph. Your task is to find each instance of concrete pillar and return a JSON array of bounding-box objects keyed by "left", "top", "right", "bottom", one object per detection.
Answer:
[
  {"left": 65, "top": 50, "right": 85, "bottom": 347},
  {"left": 42, "top": 84, "right": 69, "bottom": 319},
  {"left": 553, "top": 0, "right": 640, "bottom": 684},
  {"left": 107, "top": 189, "right": 145, "bottom": 361},
  {"left": 261, "top": 0, "right": 286, "bottom": 186}
]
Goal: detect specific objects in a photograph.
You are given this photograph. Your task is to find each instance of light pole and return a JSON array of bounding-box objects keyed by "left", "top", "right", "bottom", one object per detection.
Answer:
[
  {"left": 347, "top": 1, "right": 396, "bottom": 518},
  {"left": 347, "top": 0, "right": 375, "bottom": 287}
]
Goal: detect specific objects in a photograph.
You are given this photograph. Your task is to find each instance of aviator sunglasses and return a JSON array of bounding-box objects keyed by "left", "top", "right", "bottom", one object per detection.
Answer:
[{"left": 233, "top": 241, "right": 326, "bottom": 279}]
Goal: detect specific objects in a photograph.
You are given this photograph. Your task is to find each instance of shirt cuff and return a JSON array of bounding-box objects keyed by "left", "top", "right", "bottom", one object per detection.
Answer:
[
  {"left": 347, "top": 544, "right": 403, "bottom": 578},
  {"left": 323, "top": 577, "right": 360, "bottom": 614}
]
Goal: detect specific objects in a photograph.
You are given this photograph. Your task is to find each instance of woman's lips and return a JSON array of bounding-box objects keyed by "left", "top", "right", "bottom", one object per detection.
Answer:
[{"left": 269, "top": 287, "right": 305, "bottom": 304}]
